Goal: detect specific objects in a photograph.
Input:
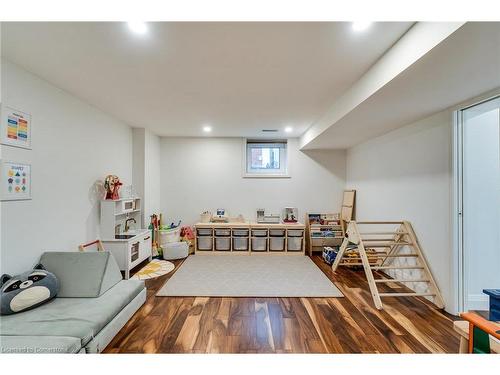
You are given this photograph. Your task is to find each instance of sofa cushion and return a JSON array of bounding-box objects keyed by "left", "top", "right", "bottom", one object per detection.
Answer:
[
  {"left": 0, "top": 335, "right": 81, "bottom": 354},
  {"left": 39, "top": 251, "right": 122, "bottom": 297},
  {"left": 0, "top": 280, "right": 144, "bottom": 347}
]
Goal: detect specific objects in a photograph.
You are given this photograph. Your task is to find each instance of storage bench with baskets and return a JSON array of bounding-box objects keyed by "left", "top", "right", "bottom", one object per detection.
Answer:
[{"left": 194, "top": 222, "right": 305, "bottom": 255}]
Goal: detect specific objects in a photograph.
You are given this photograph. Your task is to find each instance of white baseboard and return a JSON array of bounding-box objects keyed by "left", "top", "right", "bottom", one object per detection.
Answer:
[{"left": 466, "top": 294, "right": 489, "bottom": 311}]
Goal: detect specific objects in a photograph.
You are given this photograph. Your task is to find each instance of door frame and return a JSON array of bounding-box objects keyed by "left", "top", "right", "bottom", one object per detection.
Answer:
[{"left": 452, "top": 93, "right": 500, "bottom": 314}]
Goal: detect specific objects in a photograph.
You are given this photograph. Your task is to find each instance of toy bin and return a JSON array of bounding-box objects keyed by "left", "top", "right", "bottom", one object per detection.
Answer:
[
  {"left": 163, "top": 241, "right": 189, "bottom": 260},
  {"left": 159, "top": 227, "right": 181, "bottom": 247},
  {"left": 215, "top": 228, "right": 231, "bottom": 236},
  {"left": 287, "top": 229, "right": 304, "bottom": 237},
  {"left": 197, "top": 237, "right": 213, "bottom": 251},
  {"left": 251, "top": 229, "right": 268, "bottom": 237},
  {"left": 269, "top": 229, "right": 285, "bottom": 237},
  {"left": 197, "top": 228, "right": 212, "bottom": 236},
  {"left": 269, "top": 237, "right": 285, "bottom": 251},
  {"left": 251, "top": 237, "right": 267, "bottom": 251},
  {"left": 215, "top": 237, "right": 231, "bottom": 251},
  {"left": 287, "top": 237, "right": 303, "bottom": 251},
  {"left": 232, "top": 237, "right": 248, "bottom": 251},
  {"left": 232, "top": 229, "right": 249, "bottom": 237}
]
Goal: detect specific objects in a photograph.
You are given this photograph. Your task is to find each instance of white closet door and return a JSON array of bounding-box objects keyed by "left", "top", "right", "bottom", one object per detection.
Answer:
[{"left": 462, "top": 97, "right": 500, "bottom": 311}]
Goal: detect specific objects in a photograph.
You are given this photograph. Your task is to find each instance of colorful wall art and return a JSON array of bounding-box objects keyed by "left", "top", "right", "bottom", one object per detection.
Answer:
[
  {"left": 1, "top": 105, "right": 32, "bottom": 149},
  {"left": 1, "top": 161, "right": 32, "bottom": 201}
]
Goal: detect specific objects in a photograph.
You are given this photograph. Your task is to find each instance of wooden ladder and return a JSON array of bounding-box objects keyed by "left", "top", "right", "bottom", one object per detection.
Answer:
[{"left": 332, "top": 220, "right": 445, "bottom": 310}]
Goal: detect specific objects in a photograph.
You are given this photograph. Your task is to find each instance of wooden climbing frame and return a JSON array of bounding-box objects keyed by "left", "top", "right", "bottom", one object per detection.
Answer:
[{"left": 332, "top": 220, "right": 445, "bottom": 310}]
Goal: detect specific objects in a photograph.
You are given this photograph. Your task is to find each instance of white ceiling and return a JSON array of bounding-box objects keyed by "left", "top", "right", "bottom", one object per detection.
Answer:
[
  {"left": 303, "top": 22, "right": 500, "bottom": 149},
  {"left": 1, "top": 22, "right": 412, "bottom": 138}
]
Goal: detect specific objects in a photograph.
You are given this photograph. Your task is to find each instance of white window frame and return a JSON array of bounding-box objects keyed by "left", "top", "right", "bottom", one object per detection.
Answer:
[
  {"left": 242, "top": 139, "right": 290, "bottom": 178},
  {"left": 452, "top": 92, "right": 500, "bottom": 315}
]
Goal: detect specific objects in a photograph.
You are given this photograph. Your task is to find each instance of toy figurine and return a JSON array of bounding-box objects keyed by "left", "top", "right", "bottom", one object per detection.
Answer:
[{"left": 104, "top": 175, "right": 122, "bottom": 200}]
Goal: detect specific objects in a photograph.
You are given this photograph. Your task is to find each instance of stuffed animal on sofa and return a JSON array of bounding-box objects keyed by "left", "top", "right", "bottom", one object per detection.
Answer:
[{"left": 0, "top": 264, "right": 59, "bottom": 315}]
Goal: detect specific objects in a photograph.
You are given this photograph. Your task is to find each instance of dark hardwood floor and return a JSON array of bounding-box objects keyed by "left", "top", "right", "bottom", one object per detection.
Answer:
[{"left": 104, "top": 255, "right": 460, "bottom": 354}]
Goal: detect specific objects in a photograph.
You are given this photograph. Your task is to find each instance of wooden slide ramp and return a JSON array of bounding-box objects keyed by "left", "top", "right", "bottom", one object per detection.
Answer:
[{"left": 332, "top": 221, "right": 445, "bottom": 310}]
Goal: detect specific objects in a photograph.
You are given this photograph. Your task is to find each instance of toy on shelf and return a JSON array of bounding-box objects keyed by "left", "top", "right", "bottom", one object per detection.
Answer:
[
  {"left": 211, "top": 208, "right": 229, "bottom": 223},
  {"left": 283, "top": 207, "right": 298, "bottom": 223},
  {"left": 200, "top": 211, "right": 212, "bottom": 223},
  {"left": 256, "top": 208, "right": 281, "bottom": 224},
  {"left": 103, "top": 175, "right": 122, "bottom": 200}
]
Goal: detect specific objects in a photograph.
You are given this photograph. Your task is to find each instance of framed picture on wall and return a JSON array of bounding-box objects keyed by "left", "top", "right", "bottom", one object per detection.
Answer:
[
  {"left": 1, "top": 104, "right": 32, "bottom": 149},
  {"left": 0, "top": 161, "right": 32, "bottom": 201}
]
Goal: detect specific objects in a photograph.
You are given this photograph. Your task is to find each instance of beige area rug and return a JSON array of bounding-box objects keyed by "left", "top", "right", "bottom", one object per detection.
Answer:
[
  {"left": 156, "top": 255, "right": 343, "bottom": 297},
  {"left": 131, "top": 259, "right": 175, "bottom": 280}
]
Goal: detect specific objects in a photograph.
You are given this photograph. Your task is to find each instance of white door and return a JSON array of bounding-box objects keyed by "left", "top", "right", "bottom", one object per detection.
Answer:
[{"left": 460, "top": 96, "right": 500, "bottom": 311}]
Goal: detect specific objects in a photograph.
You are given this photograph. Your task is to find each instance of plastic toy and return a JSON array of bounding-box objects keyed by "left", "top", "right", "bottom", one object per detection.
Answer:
[
  {"left": 483, "top": 289, "right": 500, "bottom": 320},
  {"left": 322, "top": 246, "right": 338, "bottom": 265}
]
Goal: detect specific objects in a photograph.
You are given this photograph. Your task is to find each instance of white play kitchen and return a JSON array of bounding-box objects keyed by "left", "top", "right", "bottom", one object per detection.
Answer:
[{"left": 100, "top": 197, "right": 152, "bottom": 279}]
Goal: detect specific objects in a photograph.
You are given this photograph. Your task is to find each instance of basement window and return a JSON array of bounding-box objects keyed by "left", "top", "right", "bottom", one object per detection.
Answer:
[{"left": 243, "top": 139, "right": 289, "bottom": 178}]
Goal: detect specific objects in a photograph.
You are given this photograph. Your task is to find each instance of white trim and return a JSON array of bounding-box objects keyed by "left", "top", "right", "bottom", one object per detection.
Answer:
[
  {"left": 452, "top": 108, "right": 463, "bottom": 315},
  {"left": 465, "top": 294, "right": 490, "bottom": 311},
  {"left": 243, "top": 174, "right": 291, "bottom": 179},
  {"left": 452, "top": 91, "right": 500, "bottom": 314}
]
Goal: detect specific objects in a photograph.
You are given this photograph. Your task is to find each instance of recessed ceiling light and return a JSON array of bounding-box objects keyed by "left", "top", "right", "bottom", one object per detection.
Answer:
[
  {"left": 284, "top": 126, "right": 293, "bottom": 133},
  {"left": 202, "top": 125, "right": 212, "bottom": 133},
  {"left": 352, "top": 22, "right": 373, "bottom": 32},
  {"left": 127, "top": 22, "right": 148, "bottom": 35}
]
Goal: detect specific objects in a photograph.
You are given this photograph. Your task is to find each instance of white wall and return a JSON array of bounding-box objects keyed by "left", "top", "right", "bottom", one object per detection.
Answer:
[
  {"left": 132, "top": 128, "right": 161, "bottom": 227},
  {"left": 143, "top": 129, "right": 161, "bottom": 226},
  {"left": 160, "top": 137, "right": 346, "bottom": 226},
  {"left": 346, "top": 110, "right": 454, "bottom": 312},
  {"left": 132, "top": 128, "right": 146, "bottom": 225},
  {"left": 1, "top": 60, "right": 133, "bottom": 275},
  {"left": 144, "top": 130, "right": 161, "bottom": 225}
]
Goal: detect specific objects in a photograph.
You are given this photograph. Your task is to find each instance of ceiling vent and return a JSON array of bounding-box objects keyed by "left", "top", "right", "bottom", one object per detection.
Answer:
[{"left": 262, "top": 129, "right": 278, "bottom": 133}]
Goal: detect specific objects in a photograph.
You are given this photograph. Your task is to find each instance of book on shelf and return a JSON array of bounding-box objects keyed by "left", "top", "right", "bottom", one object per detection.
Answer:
[
  {"left": 310, "top": 229, "right": 343, "bottom": 238},
  {"left": 308, "top": 213, "right": 341, "bottom": 225}
]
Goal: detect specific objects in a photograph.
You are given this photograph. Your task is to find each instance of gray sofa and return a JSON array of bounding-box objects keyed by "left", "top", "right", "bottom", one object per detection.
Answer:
[{"left": 0, "top": 252, "right": 146, "bottom": 354}]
